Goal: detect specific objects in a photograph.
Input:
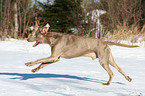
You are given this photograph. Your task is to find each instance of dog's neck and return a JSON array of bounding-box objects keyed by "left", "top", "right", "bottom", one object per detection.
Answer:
[{"left": 43, "top": 32, "right": 63, "bottom": 47}]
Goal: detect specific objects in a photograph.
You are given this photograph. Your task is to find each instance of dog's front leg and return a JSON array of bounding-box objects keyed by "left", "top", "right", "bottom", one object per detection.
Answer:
[
  {"left": 25, "top": 56, "right": 59, "bottom": 66},
  {"left": 31, "top": 62, "right": 55, "bottom": 72}
]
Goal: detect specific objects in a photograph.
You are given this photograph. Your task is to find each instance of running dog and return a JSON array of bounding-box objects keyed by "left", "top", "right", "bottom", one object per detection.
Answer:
[{"left": 25, "top": 24, "right": 138, "bottom": 85}]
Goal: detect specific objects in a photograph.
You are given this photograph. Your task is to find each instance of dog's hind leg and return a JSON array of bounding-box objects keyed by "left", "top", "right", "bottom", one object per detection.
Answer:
[
  {"left": 109, "top": 53, "right": 132, "bottom": 82},
  {"left": 97, "top": 46, "right": 114, "bottom": 85},
  {"left": 99, "top": 60, "right": 114, "bottom": 85},
  {"left": 99, "top": 53, "right": 114, "bottom": 85}
]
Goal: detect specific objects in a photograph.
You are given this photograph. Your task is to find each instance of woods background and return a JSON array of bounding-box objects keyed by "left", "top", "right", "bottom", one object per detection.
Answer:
[{"left": 0, "top": 0, "right": 144, "bottom": 41}]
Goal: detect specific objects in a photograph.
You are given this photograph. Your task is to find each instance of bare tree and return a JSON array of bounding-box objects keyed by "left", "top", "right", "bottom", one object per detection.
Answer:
[
  {"left": 0, "top": 0, "right": 34, "bottom": 40},
  {"left": 0, "top": 0, "right": 2, "bottom": 39},
  {"left": 98, "top": 0, "right": 144, "bottom": 32},
  {"left": 81, "top": 0, "right": 106, "bottom": 38},
  {"left": 14, "top": 2, "right": 18, "bottom": 39}
]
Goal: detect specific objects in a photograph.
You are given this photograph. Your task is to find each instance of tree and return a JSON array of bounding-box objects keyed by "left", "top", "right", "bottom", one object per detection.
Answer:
[
  {"left": 14, "top": 2, "right": 18, "bottom": 38},
  {"left": 80, "top": 0, "right": 105, "bottom": 38},
  {"left": 0, "top": 0, "right": 2, "bottom": 38},
  {"left": 35, "top": 0, "right": 83, "bottom": 33},
  {"left": 0, "top": 0, "right": 34, "bottom": 40},
  {"left": 96, "top": 0, "right": 145, "bottom": 32}
]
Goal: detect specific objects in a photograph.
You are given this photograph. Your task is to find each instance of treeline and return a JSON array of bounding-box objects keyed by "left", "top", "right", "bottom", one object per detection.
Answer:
[
  {"left": 97, "top": 0, "right": 145, "bottom": 33},
  {"left": 0, "top": 0, "right": 34, "bottom": 40},
  {"left": 0, "top": 0, "right": 144, "bottom": 40}
]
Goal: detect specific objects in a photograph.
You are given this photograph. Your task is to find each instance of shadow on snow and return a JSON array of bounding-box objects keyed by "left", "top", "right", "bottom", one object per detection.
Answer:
[{"left": 0, "top": 72, "right": 125, "bottom": 85}]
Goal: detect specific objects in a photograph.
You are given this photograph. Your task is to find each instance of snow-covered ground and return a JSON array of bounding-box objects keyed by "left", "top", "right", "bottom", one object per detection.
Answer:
[{"left": 0, "top": 39, "right": 145, "bottom": 96}]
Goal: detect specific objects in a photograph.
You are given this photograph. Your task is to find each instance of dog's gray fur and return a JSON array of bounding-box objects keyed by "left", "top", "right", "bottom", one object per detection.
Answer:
[{"left": 25, "top": 26, "right": 134, "bottom": 85}]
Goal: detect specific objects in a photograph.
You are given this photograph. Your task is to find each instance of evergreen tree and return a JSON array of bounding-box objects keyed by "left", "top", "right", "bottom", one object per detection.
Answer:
[{"left": 35, "top": 0, "right": 82, "bottom": 33}]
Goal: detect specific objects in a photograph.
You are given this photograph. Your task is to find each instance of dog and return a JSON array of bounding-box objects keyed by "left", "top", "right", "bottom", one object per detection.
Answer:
[{"left": 25, "top": 24, "right": 138, "bottom": 85}]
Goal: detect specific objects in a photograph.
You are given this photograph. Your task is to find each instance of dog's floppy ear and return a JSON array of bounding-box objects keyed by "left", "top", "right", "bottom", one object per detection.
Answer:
[{"left": 41, "top": 23, "right": 50, "bottom": 33}]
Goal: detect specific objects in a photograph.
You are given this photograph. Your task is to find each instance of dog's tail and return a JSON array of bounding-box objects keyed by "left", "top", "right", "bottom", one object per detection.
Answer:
[{"left": 105, "top": 41, "right": 139, "bottom": 48}]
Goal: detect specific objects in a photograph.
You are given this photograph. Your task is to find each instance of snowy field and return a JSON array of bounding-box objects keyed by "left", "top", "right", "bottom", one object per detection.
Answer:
[{"left": 0, "top": 39, "right": 145, "bottom": 96}]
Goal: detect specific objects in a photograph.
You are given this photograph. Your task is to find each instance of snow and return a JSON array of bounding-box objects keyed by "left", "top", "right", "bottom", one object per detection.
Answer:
[{"left": 0, "top": 39, "right": 145, "bottom": 96}]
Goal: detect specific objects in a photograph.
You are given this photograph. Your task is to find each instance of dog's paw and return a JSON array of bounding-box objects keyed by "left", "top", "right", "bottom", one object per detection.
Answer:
[
  {"left": 102, "top": 83, "right": 110, "bottom": 85},
  {"left": 31, "top": 68, "right": 39, "bottom": 73},
  {"left": 126, "top": 76, "right": 132, "bottom": 82},
  {"left": 25, "top": 62, "right": 34, "bottom": 67}
]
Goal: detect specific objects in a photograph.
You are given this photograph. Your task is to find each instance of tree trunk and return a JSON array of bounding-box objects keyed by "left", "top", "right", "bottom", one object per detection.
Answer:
[
  {"left": 14, "top": 2, "right": 18, "bottom": 39},
  {"left": 18, "top": 1, "right": 22, "bottom": 37},
  {"left": 0, "top": 0, "right": 2, "bottom": 40}
]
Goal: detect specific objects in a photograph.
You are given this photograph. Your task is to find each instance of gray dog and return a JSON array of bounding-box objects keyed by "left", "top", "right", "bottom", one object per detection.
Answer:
[{"left": 25, "top": 24, "right": 138, "bottom": 85}]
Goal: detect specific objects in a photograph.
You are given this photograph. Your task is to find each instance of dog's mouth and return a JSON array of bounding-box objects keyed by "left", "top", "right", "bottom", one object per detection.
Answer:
[{"left": 33, "top": 39, "right": 43, "bottom": 47}]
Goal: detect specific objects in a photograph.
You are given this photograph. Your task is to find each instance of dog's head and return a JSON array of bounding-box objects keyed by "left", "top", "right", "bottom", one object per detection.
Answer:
[
  {"left": 27, "top": 24, "right": 62, "bottom": 47},
  {"left": 27, "top": 24, "right": 50, "bottom": 47}
]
